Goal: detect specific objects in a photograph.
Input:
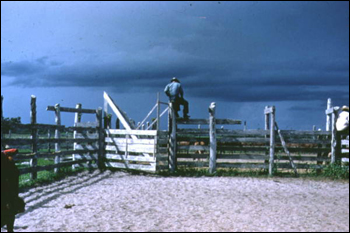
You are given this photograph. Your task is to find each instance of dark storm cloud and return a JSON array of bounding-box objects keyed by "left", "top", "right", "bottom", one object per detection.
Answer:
[
  {"left": 1, "top": 1, "right": 349, "bottom": 105},
  {"left": 2, "top": 55, "right": 348, "bottom": 104}
]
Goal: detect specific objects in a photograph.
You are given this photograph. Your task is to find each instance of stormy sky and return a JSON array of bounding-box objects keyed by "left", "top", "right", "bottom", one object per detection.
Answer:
[{"left": 1, "top": 1, "right": 349, "bottom": 130}]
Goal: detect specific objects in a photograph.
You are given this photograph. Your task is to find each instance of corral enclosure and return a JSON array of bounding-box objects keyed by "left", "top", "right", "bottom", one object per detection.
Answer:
[
  {"left": 170, "top": 104, "right": 348, "bottom": 176},
  {"left": 1, "top": 94, "right": 349, "bottom": 182}
]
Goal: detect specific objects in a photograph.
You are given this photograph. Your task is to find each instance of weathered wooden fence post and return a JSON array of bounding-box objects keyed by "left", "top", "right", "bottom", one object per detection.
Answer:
[
  {"left": 54, "top": 104, "right": 61, "bottom": 173},
  {"left": 264, "top": 106, "right": 270, "bottom": 170},
  {"left": 97, "top": 107, "right": 105, "bottom": 170},
  {"left": 326, "top": 98, "right": 332, "bottom": 131},
  {"left": 209, "top": 102, "right": 217, "bottom": 174},
  {"left": 168, "top": 103, "right": 177, "bottom": 172},
  {"left": 267, "top": 106, "right": 276, "bottom": 176},
  {"left": 331, "top": 107, "right": 340, "bottom": 164},
  {"left": 73, "top": 103, "right": 82, "bottom": 170},
  {"left": 30, "top": 95, "right": 38, "bottom": 180}
]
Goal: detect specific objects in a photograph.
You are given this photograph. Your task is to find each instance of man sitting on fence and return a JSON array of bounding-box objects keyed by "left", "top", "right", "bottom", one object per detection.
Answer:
[
  {"left": 336, "top": 105, "right": 349, "bottom": 136},
  {"left": 164, "top": 77, "right": 190, "bottom": 119}
]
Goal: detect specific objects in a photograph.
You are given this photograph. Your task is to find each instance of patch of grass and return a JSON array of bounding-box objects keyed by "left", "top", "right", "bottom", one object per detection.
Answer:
[
  {"left": 19, "top": 167, "right": 86, "bottom": 190},
  {"left": 156, "top": 165, "right": 349, "bottom": 180},
  {"left": 321, "top": 163, "right": 349, "bottom": 180},
  {"left": 157, "top": 167, "right": 269, "bottom": 178}
]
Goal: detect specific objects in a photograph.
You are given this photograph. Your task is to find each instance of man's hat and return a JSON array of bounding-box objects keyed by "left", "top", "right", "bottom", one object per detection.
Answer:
[
  {"left": 171, "top": 77, "right": 180, "bottom": 83},
  {"left": 342, "top": 105, "right": 349, "bottom": 112}
]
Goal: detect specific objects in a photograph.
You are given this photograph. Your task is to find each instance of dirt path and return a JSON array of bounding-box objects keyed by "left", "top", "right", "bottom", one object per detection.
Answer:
[{"left": 2, "top": 170, "right": 349, "bottom": 232}]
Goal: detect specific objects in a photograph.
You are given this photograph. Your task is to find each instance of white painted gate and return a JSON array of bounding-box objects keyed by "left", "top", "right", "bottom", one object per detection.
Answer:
[{"left": 103, "top": 92, "right": 168, "bottom": 172}]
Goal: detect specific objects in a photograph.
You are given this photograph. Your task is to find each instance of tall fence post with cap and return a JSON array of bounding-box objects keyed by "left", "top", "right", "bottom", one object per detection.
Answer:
[
  {"left": 209, "top": 102, "right": 217, "bottom": 174},
  {"left": 264, "top": 106, "right": 276, "bottom": 176},
  {"left": 326, "top": 98, "right": 332, "bottom": 132},
  {"left": 264, "top": 106, "right": 271, "bottom": 171},
  {"left": 30, "top": 95, "right": 38, "bottom": 180}
]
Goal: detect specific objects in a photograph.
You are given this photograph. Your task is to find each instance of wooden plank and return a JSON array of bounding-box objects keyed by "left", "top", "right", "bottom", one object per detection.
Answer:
[
  {"left": 66, "top": 126, "right": 98, "bottom": 132},
  {"left": 218, "top": 154, "right": 269, "bottom": 160},
  {"left": 177, "top": 154, "right": 209, "bottom": 159},
  {"left": 217, "top": 137, "right": 270, "bottom": 144},
  {"left": 342, "top": 140, "right": 349, "bottom": 147},
  {"left": 105, "top": 137, "right": 156, "bottom": 145},
  {"left": 74, "top": 144, "right": 99, "bottom": 150},
  {"left": 72, "top": 154, "right": 98, "bottom": 160},
  {"left": 216, "top": 119, "right": 242, "bottom": 125},
  {"left": 177, "top": 129, "right": 271, "bottom": 136},
  {"left": 11, "top": 124, "right": 65, "bottom": 131},
  {"left": 177, "top": 119, "right": 241, "bottom": 125},
  {"left": 275, "top": 155, "right": 330, "bottom": 162},
  {"left": 75, "top": 133, "right": 99, "bottom": 139},
  {"left": 47, "top": 105, "right": 96, "bottom": 114},
  {"left": 103, "top": 92, "right": 137, "bottom": 138},
  {"left": 45, "top": 138, "right": 98, "bottom": 144},
  {"left": 342, "top": 149, "right": 349, "bottom": 154},
  {"left": 105, "top": 153, "right": 156, "bottom": 162},
  {"left": 177, "top": 161, "right": 208, "bottom": 168},
  {"left": 218, "top": 129, "right": 270, "bottom": 136},
  {"left": 105, "top": 144, "right": 155, "bottom": 154},
  {"left": 105, "top": 129, "right": 158, "bottom": 136}
]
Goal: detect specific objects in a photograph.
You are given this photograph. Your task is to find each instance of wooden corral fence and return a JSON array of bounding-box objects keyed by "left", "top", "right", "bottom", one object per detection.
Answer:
[
  {"left": 1, "top": 95, "right": 104, "bottom": 181},
  {"left": 169, "top": 102, "right": 341, "bottom": 176},
  {"left": 1, "top": 94, "right": 348, "bottom": 178}
]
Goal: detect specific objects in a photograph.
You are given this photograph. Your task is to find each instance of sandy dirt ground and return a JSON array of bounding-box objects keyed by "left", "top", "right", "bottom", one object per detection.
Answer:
[{"left": 2, "top": 170, "right": 349, "bottom": 232}]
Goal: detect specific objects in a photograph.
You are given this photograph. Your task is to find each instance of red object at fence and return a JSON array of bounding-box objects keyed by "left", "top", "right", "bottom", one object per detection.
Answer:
[
  {"left": 2, "top": 149, "right": 18, "bottom": 161},
  {"left": 2, "top": 149, "right": 18, "bottom": 156}
]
